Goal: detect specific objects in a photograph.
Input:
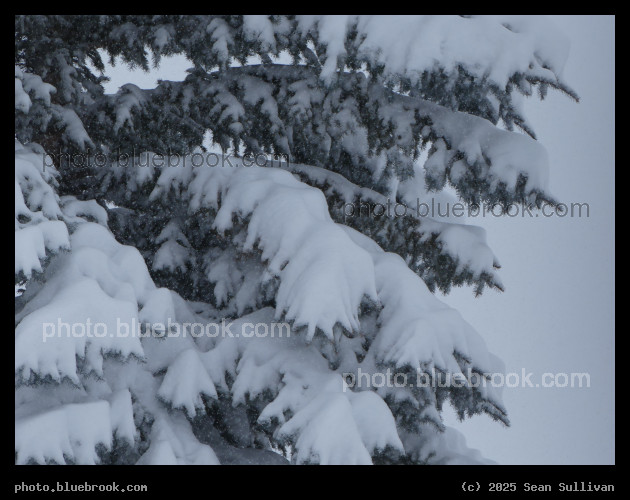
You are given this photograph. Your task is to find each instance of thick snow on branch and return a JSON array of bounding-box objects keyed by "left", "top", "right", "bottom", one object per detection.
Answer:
[
  {"left": 199, "top": 309, "right": 404, "bottom": 464},
  {"left": 15, "top": 390, "right": 136, "bottom": 465},
  {"left": 287, "top": 161, "right": 503, "bottom": 292},
  {"left": 342, "top": 225, "right": 506, "bottom": 419},
  {"left": 104, "top": 64, "right": 557, "bottom": 209},
  {"left": 15, "top": 221, "right": 220, "bottom": 464},
  {"left": 151, "top": 159, "right": 379, "bottom": 340},
  {"left": 15, "top": 224, "right": 148, "bottom": 383},
  {"left": 15, "top": 141, "right": 69, "bottom": 278},
  {"left": 291, "top": 15, "right": 570, "bottom": 86}
]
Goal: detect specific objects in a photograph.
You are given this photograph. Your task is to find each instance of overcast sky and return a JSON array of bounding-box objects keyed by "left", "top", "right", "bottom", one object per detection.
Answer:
[{"left": 101, "top": 15, "right": 615, "bottom": 465}]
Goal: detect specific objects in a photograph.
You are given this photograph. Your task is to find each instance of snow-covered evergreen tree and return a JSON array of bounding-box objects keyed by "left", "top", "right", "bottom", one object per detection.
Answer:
[{"left": 15, "top": 15, "right": 576, "bottom": 465}]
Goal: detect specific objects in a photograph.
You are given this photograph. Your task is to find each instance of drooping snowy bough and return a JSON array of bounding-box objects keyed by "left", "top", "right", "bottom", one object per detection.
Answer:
[{"left": 15, "top": 15, "right": 575, "bottom": 464}]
